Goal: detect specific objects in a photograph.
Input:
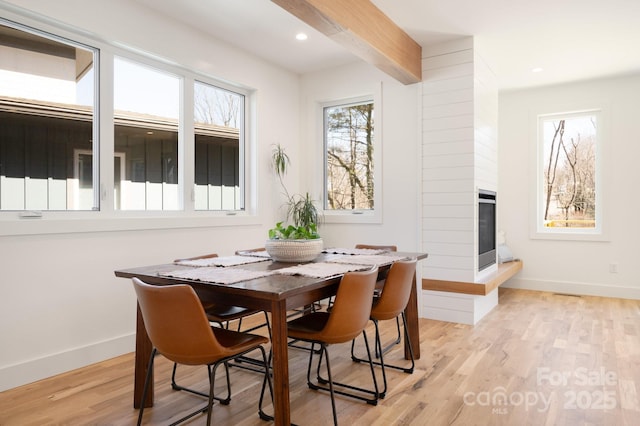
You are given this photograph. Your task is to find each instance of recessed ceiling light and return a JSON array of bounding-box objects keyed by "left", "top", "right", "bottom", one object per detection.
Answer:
[
  {"left": 532, "top": 67, "right": 544, "bottom": 73},
  {"left": 295, "top": 33, "right": 308, "bottom": 41}
]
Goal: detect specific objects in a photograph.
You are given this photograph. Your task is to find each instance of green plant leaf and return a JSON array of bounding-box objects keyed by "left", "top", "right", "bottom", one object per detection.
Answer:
[{"left": 269, "top": 145, "right": 321, "bottom": 240}]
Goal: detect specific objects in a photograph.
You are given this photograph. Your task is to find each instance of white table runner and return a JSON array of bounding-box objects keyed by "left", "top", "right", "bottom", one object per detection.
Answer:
[
  {"left": 326, "top": 254, "right": 408, "bottom": 267},
  {"left": 160, "top": 267, "right": 273, "bottom": 284},
  {"left": 323, "top": 247, "right": 388, "bottom": 255},
  {"left": 174, "top": 255, "right": 269, "bottom": 268},
  {"left": 236, "top": 250, "right": 271, "bottom": 258},
  {"left": 275, "top": 262, "right": 370, "bottom": 278}
]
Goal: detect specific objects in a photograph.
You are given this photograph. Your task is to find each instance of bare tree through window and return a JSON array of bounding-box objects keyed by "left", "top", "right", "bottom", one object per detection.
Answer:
[
  {"left": 541, "top": 113, "right": 597, "bottom": 228},
  {"left": 324, "top": 100, "right": 374, "bottom": 210},
  {"left": 194, "top": 83, "right": 240, "bottom": 128}
]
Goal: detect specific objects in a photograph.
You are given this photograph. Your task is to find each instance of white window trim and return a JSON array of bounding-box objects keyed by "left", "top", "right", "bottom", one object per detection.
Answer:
[
  {"left": 0, "top": 6, "right": 259, "bottom": 236},
  {"left": 316, "top": 89, "right": 382, "bottom": 224},
  {"left": 529, "top": 105, "right": 610, "bottom": 242}
]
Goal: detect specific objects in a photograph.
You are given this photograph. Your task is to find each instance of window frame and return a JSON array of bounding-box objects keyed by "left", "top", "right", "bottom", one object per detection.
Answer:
[
  {"left": 112, "top": 54, "right": 182, "bottom": 212},
  {"left": 0, "top": 10, "right": 258, "bottom": 236},
  {"left": 318, "top": 93, "right": 382, "bottom": 224},
  {"left": 530, "top": 106, "right": 609, "bottom": 241},
  {"left": 192, "top": 80, "right": 246, "bottom": 212},
  {"left": 0, "top": 17, "right": 100, "bottom": 213}
]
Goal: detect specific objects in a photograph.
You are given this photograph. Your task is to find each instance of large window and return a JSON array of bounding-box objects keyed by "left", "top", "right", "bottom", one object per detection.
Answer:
[
  {"left": 194, "top": 81, "right": 244, "bottom": 211},
  {"left": 0, "top": 21, "right": 97, "bottom": 211},
  {"left": 537, "top": 110, "right": 601, "bottom": 235},
  {"left": 0, "top": 15, "right": 251, "bottom": 233},
  {"left": 113, "top": 57, "right": 180, "bottom": 210},
  {"left": 323, "top": 99, "right": 374, "bottom": 211}
]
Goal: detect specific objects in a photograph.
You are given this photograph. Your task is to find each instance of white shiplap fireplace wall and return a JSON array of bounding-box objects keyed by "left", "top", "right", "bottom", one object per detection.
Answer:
[{"left": 421, "top": 37, "right": 499, "bottom": 325}]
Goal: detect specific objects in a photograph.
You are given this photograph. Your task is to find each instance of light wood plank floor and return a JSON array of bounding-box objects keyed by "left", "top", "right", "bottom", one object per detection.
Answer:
[{"left": 1, "top": 288, "right": 639, "bottom": 425}]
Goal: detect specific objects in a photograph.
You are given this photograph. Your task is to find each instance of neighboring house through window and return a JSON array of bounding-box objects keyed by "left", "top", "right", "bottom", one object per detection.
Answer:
[
  {"left": 0, "top": 18, "right": 247, "bottom": 219},
  {"left": 0, "top": 21, "right": 97, "bottom": 211},
  {"left": 194, "top": 81, "right": 244, "bottom": 211},
  {"left": 113, "top": 57, "right": 180, "bottom": 211}
]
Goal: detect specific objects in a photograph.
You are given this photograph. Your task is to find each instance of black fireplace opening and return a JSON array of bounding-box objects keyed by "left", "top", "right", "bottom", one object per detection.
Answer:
[{"left": 478, "top": 189, "right": 496, "bottom": 271}]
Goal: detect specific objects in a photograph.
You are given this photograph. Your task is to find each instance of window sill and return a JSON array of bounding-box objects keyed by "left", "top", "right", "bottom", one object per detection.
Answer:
[
  {"left": 0, "top": 212, "right": 259, "bottom": 236},
  {"left": 322, "top": 210, "right": 382, "bottom": 225},
  {"left": 530, "top": 227, "right": 610, "bottom": 242}
]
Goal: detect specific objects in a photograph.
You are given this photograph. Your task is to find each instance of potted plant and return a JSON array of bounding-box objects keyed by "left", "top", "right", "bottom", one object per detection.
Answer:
[{"left": 265, "top": 144, "right": 323, "bottom": 262}]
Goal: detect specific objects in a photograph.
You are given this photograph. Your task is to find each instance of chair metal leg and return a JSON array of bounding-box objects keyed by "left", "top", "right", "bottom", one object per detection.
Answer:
[
  {"left": 257, "top": 345, "right": 275, "bottom": 421},
  {"left": 173, "top": 346, "right": 270, "bottom": 423},
  {"left": 212, "top": 361, "right": 232, "bottom": 405},
  {"left": 140, "top": 348, "right": 211, "bottom": 426},
  {"left": 298, "top": 343, "right": 337, "bottom": 425},
  {"left": 137, "top": 347, "right": 156, "bottom": 426},
  {"left": 321, "top": 343, "right": 339, "bottom": 426},
  {"left": 206, "top": 364, "right": 215, "bottom": 426},
  {"left": 381, "top": 313, "right": 415, "bottom": 374},
  {"left": 373, "top": 316, "right": 401, "bottom": 358},
  {"left": 170, "top": 359, "right": 234, "bottom": 405},
  {"left": 287, "top": 338, "right": 322, "bottom": 353},
  {"left": 402, "top": 314, "right": 415, "bottom": 371},
  {"left": 231, "top": 312, "right": 274, "bottom": 374},
  {"left": 351, "top": 314, "right": 415, "bottom": 398},
  {"left": 372, "top": 320, "right": 389, "bottom": 397},
  {"left": 171, "top": 363, "right": 210, "bottom": 397},
  {"left": 167, "top": 401, "right": 209, "bottom": 426},
  {"left": 306, "top": 331, "right": 380, "bottom": 407},
  {"left": 352, "top": 315, "right": 415, "bottom": 373}
]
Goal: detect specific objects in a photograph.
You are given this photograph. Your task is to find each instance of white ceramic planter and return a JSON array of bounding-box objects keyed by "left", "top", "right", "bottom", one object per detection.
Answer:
[{"left": 265, "top": 238, "right": 324, "bottom": 262}]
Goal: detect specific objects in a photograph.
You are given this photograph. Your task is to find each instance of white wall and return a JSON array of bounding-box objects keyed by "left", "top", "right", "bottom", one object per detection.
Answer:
[
  {"left": 499, "top": 74, "right": 640, "bottom": 299},
  {"left": 0, "top": 0, "right": 301, "bottom": 391},
  {"left": 0, "top": 0, "right": 424, "bottom": 392},
  {"left": 299, "top": 62, "right": 422, "bottom": 254}
]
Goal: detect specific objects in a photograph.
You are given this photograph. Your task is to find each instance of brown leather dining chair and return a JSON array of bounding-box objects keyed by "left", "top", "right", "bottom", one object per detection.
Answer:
[
  {"left": 325, "top": 244, "right": 398, "bottom": 310},
  {"left": 131, "top": 277, "right": 272, "bottom": 426},
  {"left": 285, "top": 267, "right": 380, "bottom": 425},
  {"left": 353, "top": 244, "right": 403, "bottom": 355},
  {"left": 350, "top": 259, "right": 417, "bottom": 398},
  {"left": 171, "top": 253, "right": 271, "bottom": 385},
  {"left": 173, "top": 252, "right": 270, "bottom": 335},
  {"left": 354, "top": 244, "right": 398, "bottom": 293}
]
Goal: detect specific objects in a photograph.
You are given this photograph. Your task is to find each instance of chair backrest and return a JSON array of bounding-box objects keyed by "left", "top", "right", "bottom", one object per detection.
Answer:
[
  {"left": 132, "top": 277, "right": 230, "bottom": 365},
  {"left": 370, "top": 259, "right": 417, "bottom": 321},
  {"left": 355, "top": 244, "right": 397, "bottom": 283},
  {"left": 355, "top": 244, "right": 397, "bottom": 252},
  {"left": 319, "top": 267, "right": 378, "bottom": 344}
]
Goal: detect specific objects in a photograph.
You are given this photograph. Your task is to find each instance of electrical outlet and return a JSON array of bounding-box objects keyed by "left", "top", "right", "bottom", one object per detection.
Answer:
[{"left": 609, "top": 263, "right": 619, "bottom": 274}]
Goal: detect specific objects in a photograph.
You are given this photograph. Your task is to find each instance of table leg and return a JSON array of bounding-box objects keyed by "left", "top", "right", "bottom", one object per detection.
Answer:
[
  {"left": 134, "top": 302, "right": 154, "bottom": 408},
  {"left": 270, "top": 300, "right": 291, "bottom": 425},
  {"left": 404, "top": 272, "right": 421, "bottom": 360}
]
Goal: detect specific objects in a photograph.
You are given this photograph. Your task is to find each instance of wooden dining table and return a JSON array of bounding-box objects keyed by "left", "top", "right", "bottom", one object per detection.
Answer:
[{"left": 114, "top": 250, "right": 427, "bottom": 426}]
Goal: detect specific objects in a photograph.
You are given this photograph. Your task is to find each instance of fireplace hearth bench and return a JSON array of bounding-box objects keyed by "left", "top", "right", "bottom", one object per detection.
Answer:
[
  {"left": 421, "top": 260, "right": 523, "bottom": 325},
  {"left": 422, "top": 259, "right": 523, "bottom": 296}
]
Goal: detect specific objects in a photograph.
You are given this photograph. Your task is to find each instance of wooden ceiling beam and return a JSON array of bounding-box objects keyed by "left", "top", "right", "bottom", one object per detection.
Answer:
[{"left": 272, "top": 0, "right": 422, "bottom": 84}]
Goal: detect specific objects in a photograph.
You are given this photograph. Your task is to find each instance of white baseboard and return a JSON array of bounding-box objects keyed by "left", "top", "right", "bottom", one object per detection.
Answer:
[
  {"left": 0, "top": 333, "right": 135, "bottom": 392},
  {"left": 503, "top": 277, "right": 640, "bottom": 300}
]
